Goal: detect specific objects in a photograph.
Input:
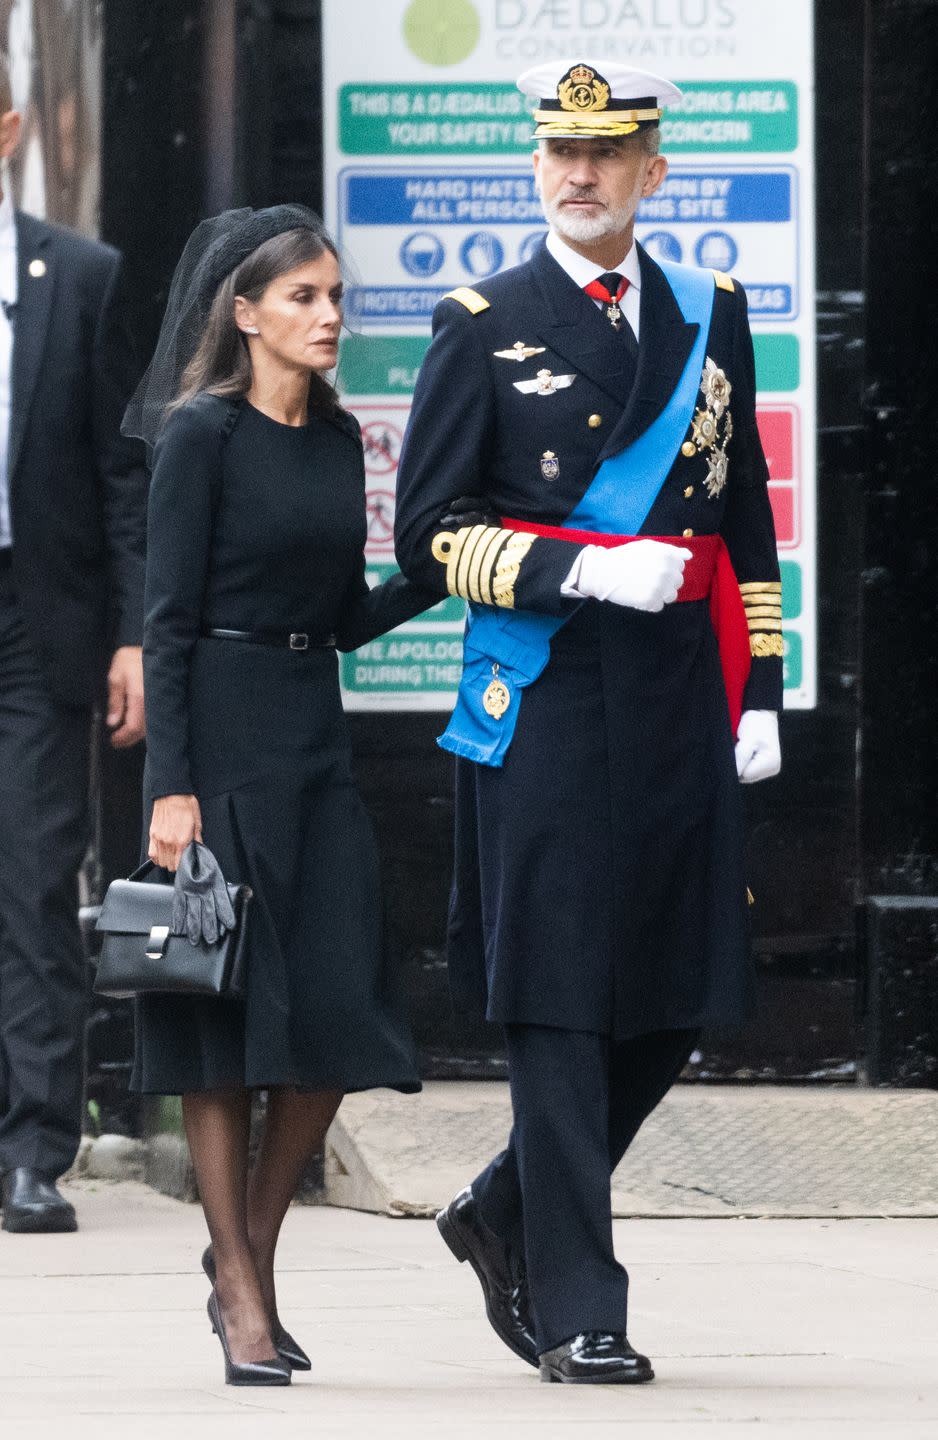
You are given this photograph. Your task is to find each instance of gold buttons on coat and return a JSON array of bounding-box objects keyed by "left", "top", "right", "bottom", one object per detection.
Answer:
[
  {"left": 588, "top": 413, "right": 602, "bottom": 428},
  {"left": 682, "top": 528, "right": 694, "bottom": 538},
  {"left": 683, "top": 485, "right": 694, "bottom": 499},
  {"left": 681, "top": 440, "right": 696, "bottom": 457}
]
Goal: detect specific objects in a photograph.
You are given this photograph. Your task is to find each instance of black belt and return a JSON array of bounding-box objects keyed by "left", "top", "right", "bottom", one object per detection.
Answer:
[{"left": 203, "top": 627, "right": 335, "bottom": 652}]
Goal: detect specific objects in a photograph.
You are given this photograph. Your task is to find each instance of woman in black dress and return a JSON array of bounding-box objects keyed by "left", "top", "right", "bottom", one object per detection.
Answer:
[{"left": 124, "top": 208, "right": 430, "bottom": 1385}]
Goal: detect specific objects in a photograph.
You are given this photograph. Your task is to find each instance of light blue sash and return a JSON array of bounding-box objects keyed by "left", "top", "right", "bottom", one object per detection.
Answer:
[{"left": 439, "top": 261, "right": 716, "bottom": 767}]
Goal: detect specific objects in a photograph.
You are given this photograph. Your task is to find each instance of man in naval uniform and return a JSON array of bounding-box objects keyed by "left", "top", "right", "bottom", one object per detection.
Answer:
[{"left": 395, "top": 61, "right": 782, "bottom": 1384}]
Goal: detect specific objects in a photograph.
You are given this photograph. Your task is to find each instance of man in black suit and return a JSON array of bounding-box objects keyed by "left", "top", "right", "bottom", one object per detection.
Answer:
[{"left": 0, "top": 55, "right": 147, "bottom": 1232}]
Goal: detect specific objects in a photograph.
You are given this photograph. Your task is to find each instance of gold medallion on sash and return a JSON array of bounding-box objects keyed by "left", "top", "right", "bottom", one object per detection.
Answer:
[{"left": 483, "top": 664, "right": 511, "bottom": 719}]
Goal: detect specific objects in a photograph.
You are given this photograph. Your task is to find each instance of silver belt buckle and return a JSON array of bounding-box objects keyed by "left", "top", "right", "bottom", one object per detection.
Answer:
[{"left": 289, "top": 632, "right": 309, "bottom": 652}]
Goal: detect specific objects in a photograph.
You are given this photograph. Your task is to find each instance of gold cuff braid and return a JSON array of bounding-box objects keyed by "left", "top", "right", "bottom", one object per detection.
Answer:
[
  {"left": 491, "top": 531, "right": 537, "bottom": 610},
  {"left": 431, "top": 525, "right": 538, "bottom": 608},
  {"left": 750, "top": 632, "right": 784, "bottom": 658},
  {"left": 741, "top": 581, "right": 783, "bottom": 637}
]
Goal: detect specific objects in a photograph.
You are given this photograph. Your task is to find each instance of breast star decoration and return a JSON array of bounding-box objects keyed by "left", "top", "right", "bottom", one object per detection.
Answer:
[{"left": 686, "top": 358, "right": 734, "bottom": 499}]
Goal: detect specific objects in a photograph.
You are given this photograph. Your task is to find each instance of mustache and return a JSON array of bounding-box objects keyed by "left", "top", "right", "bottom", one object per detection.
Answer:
[{"left": 558, "top": 187, "right": 607, "bottom": 206}]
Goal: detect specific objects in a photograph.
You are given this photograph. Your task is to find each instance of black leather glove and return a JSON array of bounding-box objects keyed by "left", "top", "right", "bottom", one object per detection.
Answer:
[
  {"left": 172, "top": 842, "right": 237, "bottom": 946},
  {"left": 438, "top": 494, "right": 501, "bottom": 530}
]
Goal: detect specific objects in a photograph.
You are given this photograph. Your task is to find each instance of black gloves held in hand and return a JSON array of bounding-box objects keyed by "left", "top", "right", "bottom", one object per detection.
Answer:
[
  {"left": 172, "top": 842, "right": 237, "bottom": 946},
  {"left": 438, "top": 495, "right": 501, "bottom": 530}
]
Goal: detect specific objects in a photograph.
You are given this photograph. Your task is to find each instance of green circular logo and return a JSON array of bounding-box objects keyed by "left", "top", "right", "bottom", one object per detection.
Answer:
[{"left": 403, "top": 0, "right": 480, "bottom": 67}]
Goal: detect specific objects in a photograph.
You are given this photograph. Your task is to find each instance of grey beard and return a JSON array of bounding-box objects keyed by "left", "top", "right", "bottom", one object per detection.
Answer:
[{"left": 542, "top": 193, "right": 635, "bottom": 245}]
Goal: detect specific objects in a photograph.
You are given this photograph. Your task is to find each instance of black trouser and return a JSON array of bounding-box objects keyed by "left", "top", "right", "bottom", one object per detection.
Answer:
[
  {"left": 471, "top": 1024, "right": 699, "bottom": 1354},
  {"left": 0, "top": 564, "right": 92, "bottom": 1178}
]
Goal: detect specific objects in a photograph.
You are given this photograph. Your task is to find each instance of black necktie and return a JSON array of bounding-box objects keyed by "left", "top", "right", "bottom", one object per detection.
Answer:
[{"left": 584, "top": 272, "right": 628, "bottom": 330}]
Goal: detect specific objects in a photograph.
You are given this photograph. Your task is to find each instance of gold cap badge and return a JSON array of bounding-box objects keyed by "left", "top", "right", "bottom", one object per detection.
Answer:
[
  {"left": 517, "top": 60, "right": 679, "bottom": 141},
  {"left": 559, "top": 65, "right": 610, "bottom": 114}
]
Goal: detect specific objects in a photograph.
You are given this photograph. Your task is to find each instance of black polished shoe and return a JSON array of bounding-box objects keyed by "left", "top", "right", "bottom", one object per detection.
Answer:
[
  {"left": 539, "top": 1331, "right": 655, "bottom": 1385},
  {"left": 436, "top": 1186, "right": 537, "bottom": 1368},
  {"left": 202, "top": 1245, "right": 311, "bottom": 1371},
  {"left": 1, "top": 1168, "right": 77, "bottom": 1234},
  {"left": 207, "top": 1289, "right": 291, "bottom": 1386}
]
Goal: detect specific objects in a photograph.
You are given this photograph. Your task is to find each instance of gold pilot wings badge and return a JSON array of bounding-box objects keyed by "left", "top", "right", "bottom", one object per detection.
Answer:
[
  {"left": 514, "top": 368, "right": 576, "bottom": 396},
  {"left": 493, "top": 341, "right": 547, "bottom": 362}
]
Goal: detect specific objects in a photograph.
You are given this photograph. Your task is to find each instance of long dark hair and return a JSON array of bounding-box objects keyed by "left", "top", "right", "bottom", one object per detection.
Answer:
[{"left": 169, "top": 227, "right": 342, "bottom": 417}]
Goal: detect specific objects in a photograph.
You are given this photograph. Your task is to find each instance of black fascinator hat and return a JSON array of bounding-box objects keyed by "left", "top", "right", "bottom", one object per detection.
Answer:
[{"left": 122, "top": 205, "right": 333, "bottom": 451}]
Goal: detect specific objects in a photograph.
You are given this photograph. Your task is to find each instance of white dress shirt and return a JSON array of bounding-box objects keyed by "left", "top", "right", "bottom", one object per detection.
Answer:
[
  {"left": 545, "top": 229, "right": 641, "bottom": 340},
  {"left": 543, "top": 229, "right": 642, "bottom": 597},
  {"left": 0, "top": 185, "right": 17, "bottom": 548}
]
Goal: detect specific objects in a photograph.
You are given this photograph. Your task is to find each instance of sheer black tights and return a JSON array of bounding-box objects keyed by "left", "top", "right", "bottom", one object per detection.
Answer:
[{"left": 182, "top": 1086, "right": 343, "bottom": 1363}]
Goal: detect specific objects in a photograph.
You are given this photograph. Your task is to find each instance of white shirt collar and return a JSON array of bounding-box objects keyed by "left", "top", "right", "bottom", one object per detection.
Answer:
[
  {"left": 545, "top": 229, "right": 641, "bottom": 294},
  {"left": 0, "top": 188, "right": 17, "bottom": 310},
  {"left": 0, "top": 187, "right": 15, "bottom": 241}
]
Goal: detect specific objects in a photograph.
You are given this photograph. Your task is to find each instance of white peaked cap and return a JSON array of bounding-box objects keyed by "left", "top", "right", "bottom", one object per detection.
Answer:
[{"left": 517, "top": 61, "right": 682, "bottom": 139}]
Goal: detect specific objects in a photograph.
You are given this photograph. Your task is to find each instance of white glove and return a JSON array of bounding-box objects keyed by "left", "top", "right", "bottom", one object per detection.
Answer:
[
  {"left": 735, "top": 709, "right": 781, "bottom": 783},
  {"left": 562, "top": 540, "right": 692, "bottom": 613}
]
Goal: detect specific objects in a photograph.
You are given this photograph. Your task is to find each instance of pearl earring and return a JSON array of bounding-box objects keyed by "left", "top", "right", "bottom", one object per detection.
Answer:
[{"left": 243, "top": 326, "right": 259, "bottom": 335}]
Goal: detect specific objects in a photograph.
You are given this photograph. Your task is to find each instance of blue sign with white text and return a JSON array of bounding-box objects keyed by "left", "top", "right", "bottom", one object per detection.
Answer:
[{"left": 340, "top": 165, "right": 800, "bottom": 327}]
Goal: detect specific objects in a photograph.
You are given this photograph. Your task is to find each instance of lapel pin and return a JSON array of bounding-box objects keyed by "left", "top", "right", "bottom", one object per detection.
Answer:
[
  {"left": 493, "top": 341, "right": 546, "bottom": 362},
  {"left": 513, "top": 369, "right": 576, "bottom": 396},
  {"left": 540, "top": 451, "right": 560, "bottom": 481},
  {"left": 29, "top": 258, "right": 47, "bottom": 278}
]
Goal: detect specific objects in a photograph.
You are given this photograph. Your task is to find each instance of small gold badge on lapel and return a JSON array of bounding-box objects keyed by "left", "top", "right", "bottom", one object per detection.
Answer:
[
  {"left": 28, "top": 258, "right": 47, "bottom": 278},
  {"left": 540, "top": 450, "right": 560, "bottom": 481},
  {"left": 493, "top": 341, "right": 546, "bottom": 363},
  {"left": 483, "top": 664, "right": 511, "bottom": 719}
]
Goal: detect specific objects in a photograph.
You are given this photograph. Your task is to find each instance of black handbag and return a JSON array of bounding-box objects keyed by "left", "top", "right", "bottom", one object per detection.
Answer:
[{"left": 93, "top": 861, "right": 252, "bottom": 999}]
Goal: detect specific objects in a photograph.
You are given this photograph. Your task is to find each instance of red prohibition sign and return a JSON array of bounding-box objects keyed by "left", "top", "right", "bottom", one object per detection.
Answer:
[
  {"left": 362, "top": 420, "right": 403, "bottom": 475},
  {"left": 366, "top": 490, "right": 396, "bottom": 553}
]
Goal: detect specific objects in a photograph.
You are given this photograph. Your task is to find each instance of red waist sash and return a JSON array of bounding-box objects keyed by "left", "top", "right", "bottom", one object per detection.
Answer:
[{"left": 502, "top": 519, "right": 752, "bottom": 734}]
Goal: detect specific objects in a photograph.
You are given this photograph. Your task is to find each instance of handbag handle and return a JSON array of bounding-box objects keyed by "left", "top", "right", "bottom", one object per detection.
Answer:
[
  {"left": 129, "top": 839, "right": 198, "bottom": 883},
  {"left": 128, "top": 842, "right": 195, "bottom": 882},
  {"left": 128, "top": 861, "right": 156, "bottom": 881}
]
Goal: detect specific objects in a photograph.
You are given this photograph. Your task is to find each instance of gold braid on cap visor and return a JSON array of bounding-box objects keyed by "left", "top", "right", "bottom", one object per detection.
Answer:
[{"left": 532, "top": 107, "right": 661, "bottom": 139}]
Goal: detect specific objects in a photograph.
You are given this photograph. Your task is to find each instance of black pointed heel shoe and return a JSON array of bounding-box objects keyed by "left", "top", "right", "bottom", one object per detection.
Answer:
[
  {"left": 202, "top": 1245, "right": 311, "bottom": 1372},
  {"left": 207, "top": 1290, "right": 291, "bottom": 1386}
]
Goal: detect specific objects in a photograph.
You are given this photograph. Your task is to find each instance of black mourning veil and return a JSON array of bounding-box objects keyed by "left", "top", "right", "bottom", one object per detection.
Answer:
[{"left": 121, "top": 205, "right": 338, "bottom": 453}]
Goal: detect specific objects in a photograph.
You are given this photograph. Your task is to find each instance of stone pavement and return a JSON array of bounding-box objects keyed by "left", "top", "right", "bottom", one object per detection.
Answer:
[
  {"left": 1, "top": 1180, "right": 936, "bottom": 1440},
  {"left": 326, "top": 1082, "right": 938, "bottom": 1217}
]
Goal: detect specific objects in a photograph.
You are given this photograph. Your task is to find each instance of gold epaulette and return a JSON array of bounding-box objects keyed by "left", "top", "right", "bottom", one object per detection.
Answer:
[
  {"left": 431, "top": 525, "right": 537, "bottom": 609},
  {"left": 712, "top": 270, "right": 735, "bottom": 293},
  {"left": 739, "top": 580, "right": 783, "bottom": 657},
  {"left": 442, "top": 287, "right": 490, "bottom": 315}
]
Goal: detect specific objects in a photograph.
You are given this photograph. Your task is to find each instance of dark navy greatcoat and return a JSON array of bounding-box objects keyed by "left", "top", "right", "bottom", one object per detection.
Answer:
[{"left": 395, "top": 241, "right": 782, "bottom": 1040}]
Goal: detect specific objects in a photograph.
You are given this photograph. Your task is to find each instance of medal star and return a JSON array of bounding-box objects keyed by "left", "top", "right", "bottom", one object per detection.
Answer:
[
  {"left": 691, "top": 408, "right": 719, "bottom": 450},
  {"left": 704, "top": 445, "right": 729, "bottom": 498},
  {"left": 702, "top": 357, "right": 732, "bottom": 418}
]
